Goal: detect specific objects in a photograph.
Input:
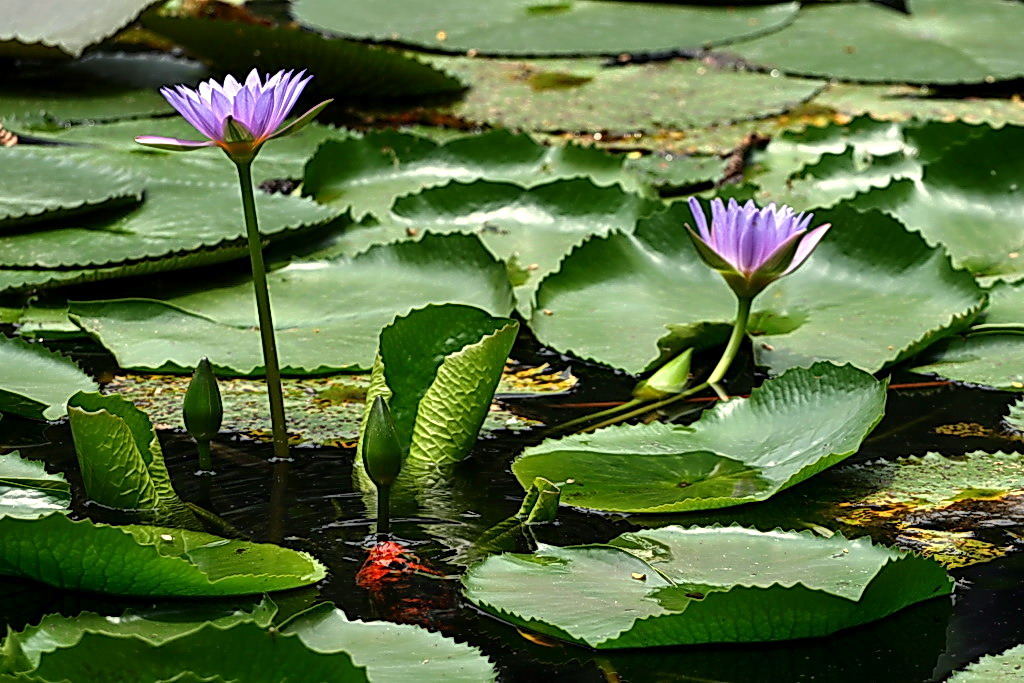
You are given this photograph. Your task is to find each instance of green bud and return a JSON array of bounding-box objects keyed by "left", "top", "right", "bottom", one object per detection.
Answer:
[
  {"left": 632, "top": 348, "right": 692, "bottom": 401},
  {"left": 183, "top": 357, "right": 223, "bottom": 442},
  {"left": 361, "top": 395, "right": 403, "bottom": 489}
]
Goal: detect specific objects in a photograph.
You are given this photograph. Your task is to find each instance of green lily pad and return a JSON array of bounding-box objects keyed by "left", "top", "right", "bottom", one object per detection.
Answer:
[
  {"left": 302, "top": 129, "right": 644, "bottom": 221},
  {"left": 852, "top": 124, "right": 1024, "bottom": 283},
  {"left": 463, "top": 525, "right": 951, "bottom": 648},
  {"left": 730, "top": 0, "right": 1024, "bottom": 84},
  {"left": 69, "top": 234, "right": 515, "bottom": 375},
  {"left": 0, "top": 451, "right": 70, "bottom": 520},
  {"left": 0, "top": 53, "right": 204, "bottom": 126},
  {"left": 434, "top": 56, "right": 823, "bottom": 133},
  {"left": 361, "top": 304, "right": 519, "bottom": 485},
  {"left": 0, "top": 335, "right": 97, "bottom": 420},
  {"left": 512, "top": 363, "right": 885, "bottom": 513},
  {"left": 282, "top": 603, "right": 497, "bottom": 682},
  {"left": 0, "top": 149, "right": 144, "bottom": 229},
  {"left": 142, "top": 15, "right": 463, "bottom": 100},
  {"left": 2, "top": 618, "right": 365, "bottom": 681},
  {"left": 0, "top": 0, "right": 159, "bottom": 58},
  {"left": 911, "top": 282, "right": 1024, "bottom": 390},
  {"left": 67, "top": 392, "right": 198, "bottom": 528},
  {"left": 949, "top": 644, "right": 1024, "bottom": 682},
  {"left": 816, "top": 83, "right": 1024, "bottom": 128},
  {"left": 293, "top": 0, "right": 798, "bottom": 56},
  {"left": 531, "top": 202, "right": 984, "bottom": 375}
]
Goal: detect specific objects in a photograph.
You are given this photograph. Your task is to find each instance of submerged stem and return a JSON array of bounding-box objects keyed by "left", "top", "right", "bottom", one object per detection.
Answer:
[
  {"left": 547, "top": 397, "right": 647, "bottom": 435},
  {"left": 235, "top": 161, "right": 290, "bottom": 461},
  {"left": 377, "top": 486, "right": 391, "bottom": 538},
  {"left": 196, "top": 440, "right": 213, "bottom": 473}
]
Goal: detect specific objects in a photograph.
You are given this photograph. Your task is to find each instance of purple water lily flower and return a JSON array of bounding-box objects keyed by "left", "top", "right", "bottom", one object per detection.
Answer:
[
  {"left": 135, "top": 68, "right": 331, "bottom": 163},
  {"left": 686, "top": 197, "right": 831, "bottom": 299}
]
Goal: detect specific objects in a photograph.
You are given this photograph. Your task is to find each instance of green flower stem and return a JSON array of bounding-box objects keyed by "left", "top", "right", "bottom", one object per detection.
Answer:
[
  {"left": 706, "top": 295, "right": 753, "bottom": 385},
  {"left": 547, "top": 398, "right": 647, "bottom": 435},
  {"left": 235, "top": 161, "right": 290, "bottom": 460},
  {"left": 196, "top": 440, "right": 213, "bottom": 473},
  {"left": 377, "top": 486, "right": 391, "bottom": 538},
  {"left": 580, "top": 295, "right": 754, "bottom": 433}
]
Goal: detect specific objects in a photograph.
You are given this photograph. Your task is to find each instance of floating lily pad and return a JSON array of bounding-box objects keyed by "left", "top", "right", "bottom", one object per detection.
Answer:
[
  {"left": 816, "top": 83, "right": 1024, "bottom": 127},
  {"left": 0, "top": 149, "right": 144, "bottom": 229},
  {"left": 513, "top": 363, "right": 885, "bottom": 513},
  {"left": 0, "top": 0, "right": 159, "bottom": 58},
  {"left": 730, "top": 0, "right": 1024, "bottom": 84},
  {"left": 293, "top": 0, "right": 799, "bottom": 56},
  {"left": 949, "top": 644, "right": 1024, "bottom": 682},
  {"left": 463, "top": 525, "right": 951, "bottom": 648},
  {"left": 434, "top": 57, "right": 823, "bottom": 133},
  {"left": 69, "top": 234, "right": 515, "bottom": 375},
  {"left": 911, "top": 282, "right": 1024, "bottom": 390},
  {"left": 0, "top": 53, "right": 203, "bottom": 126},
  {"left": 0, "top": 335, "right": 97, "bottom": 420},
  {"left": 0, "top": 451, "right": 70, "bottom": 520},
  {"left": 302, "top": 129, "right": 643, "bottom": 220},
  {"left": 530, "top": 203, "right": 984, "bottom": 375},
  {"left": 852, "top": 124, "right": 1024, "bottom": 283},
  {"left": 142, "top": 15, "right": 463, "bottom": 100}
]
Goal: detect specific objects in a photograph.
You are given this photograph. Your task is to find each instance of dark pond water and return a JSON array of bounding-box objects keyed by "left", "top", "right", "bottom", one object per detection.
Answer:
[{"left": 2, "top": 337, "right": 1024, "bottom": 682}]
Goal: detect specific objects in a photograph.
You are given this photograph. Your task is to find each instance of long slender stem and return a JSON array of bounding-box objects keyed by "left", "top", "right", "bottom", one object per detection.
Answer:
[
  {"left": 579, "top": 295, "right": 754, "bottom": 432},
  {"left": 706, "top": 295, "right": 753, "bottom": 385},
  {"left": 235, "top": 161, "right": 290, "bottom": 460},
  {"left": 547, "top": 397, "right": 647, "bottom": 434},
  {"left": 196, "top": 440, "right": 213, "bottom": 473},
  {"left": 377, "top": 486, "right": 391, "bottom": 538}
]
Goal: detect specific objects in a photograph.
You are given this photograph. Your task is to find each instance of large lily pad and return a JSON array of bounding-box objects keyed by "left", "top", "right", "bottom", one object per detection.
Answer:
[
  {"left": 530, "top": 203, "right": 985, "bottom": 375},
  {"left": 0, "top": 53, "right": 203, "bottom": 126},
  {"left": 730, "top": 0, "right": 1024, "bottom": 84},
  {"left": 142, "top": 15, "right": 463, "bottom": 100},
  {"left": 69, "top": 233, "right": 515, "bottom": 375},
  {"left": 434, "top": 56, "right": 823, "bottom": 133},
  {"left": 302, "top": 129, "right": 644, "bottom": 220},
  {"left": 0, "top": 452, "right": 70, "bottom": 520},
  {"left": 0, "top": 335, "right": 97, "bottom": 420},
  {"left": 0, "top": 0, "right": 159, "bottom": 58},
  {"left": 512, "top": 363, "right": 885, "bottom": 513},
  {"left": 949, "top": 645, "right": 1024, "bottom": 682},
  {"left": 0, "top": 149, "right": 144, "bottom": 229},
  {"left": 852, "top": 124, "right": 1024, "bottom": 283},
  {"left": 293, "top": 0, "right": 799, "bottom": 56},
  {"left": 463, "top": 525, "right": 951, "bottom": 648}
]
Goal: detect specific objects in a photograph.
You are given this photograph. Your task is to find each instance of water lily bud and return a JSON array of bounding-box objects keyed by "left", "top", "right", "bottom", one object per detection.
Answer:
[
  {"left": 183, "top": 357, "right": 223, "bottom": 442},
  {"left": 362, "top": 396, "right": 403, "bottom": 490},
  {"left": 633, "top": 348, "right": 693, "bottom": 400}
]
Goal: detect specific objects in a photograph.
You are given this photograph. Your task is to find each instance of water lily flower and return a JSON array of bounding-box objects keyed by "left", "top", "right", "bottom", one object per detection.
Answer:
[
  {"left": 135, "top": 68, "right": 331, "bottom": 163},
  {"left": 686, "top": 197, "right": 830, "bottom": 299}
]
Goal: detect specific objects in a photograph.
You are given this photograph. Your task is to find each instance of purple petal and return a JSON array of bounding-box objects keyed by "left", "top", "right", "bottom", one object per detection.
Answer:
[
  {"left": 687, "top": 197, "right": 711, "bottom": 242},
  {"left": 135, "top": 135, "right": 216, "bottom": 152},
  {"left": 784, "top": 223, "right": 830, "bottom": 274}
]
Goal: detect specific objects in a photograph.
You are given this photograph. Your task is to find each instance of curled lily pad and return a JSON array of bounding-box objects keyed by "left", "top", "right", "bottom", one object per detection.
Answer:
[
  {"left": 463, "top": 525, "right": 952, "bottom": 648},
  {"left": 0, "top": 335, "right": 97, "bottom": 421}
]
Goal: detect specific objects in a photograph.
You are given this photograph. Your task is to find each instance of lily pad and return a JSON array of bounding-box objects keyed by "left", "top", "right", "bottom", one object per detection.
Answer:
[
  {"left": 69, "top": 233, "right": 515, "bottom": 375},
  {"left": 0, "top": 149, "right": 144, "bottom": 229},
  {"left": 67, "top": 392, "right": 198, "bottom": 528},
  {"left": 361, "top": 304, "right": 519, "bottom": 485},
  {"left": 463, "top": 525, "right": 951, "bottom": 648},
  {"left": 815, "top": 83, "right": 1024, "bottom": 128},
  {"left": 851, "top": 124, "right": 1024, "bottom": 283},
  {"left": 302, "top": 129, "right": 644, "bottom": 220},
  {"left": 730, "top": 0, "right": 1024, "bottom": 84},
  {"left": 434, "top": 56, "right": 823, "bottom": 133},
  {"left": 282, "top": 603, "right": 497, "bottom": 682},
  {"left": 949, "top": 644, "right": 1024, "bottom": 682},
  {"left": 293, "top": 0, "right": 799, "bottom": 56},
  {"left": 0, "top": 451, "right": 70, "bottom": 520},
  {"left": 142, "top": 15, "right": 463, "bottom": 100},
  {"left": 0, "top": 0, "right": 159, "bottom": 58},
  {"left": 512, "top": 363, "right": 885, "bottom": 513},
  {"left": 0, "top": 335, "right": 97, "bottom": 421},
  {"left": 530, "top": 203, "right": 984, "bottom": 375}
]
